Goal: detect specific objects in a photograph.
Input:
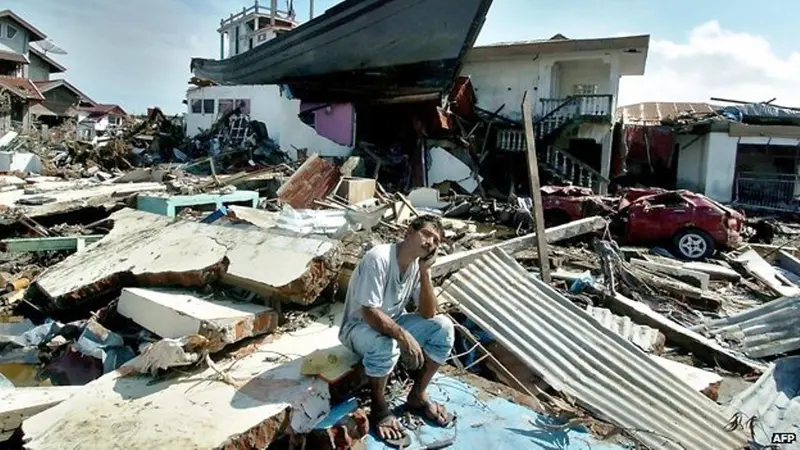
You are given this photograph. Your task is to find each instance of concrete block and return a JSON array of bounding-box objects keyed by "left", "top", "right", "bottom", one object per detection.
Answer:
[
  {"left": 117, "top": 288, "right": 278, "bottom": 352},
  {"left": 137, "top": 190, "right": 259, "bottom": 217},
  {"left": 1, "top": 386, "right": 82, "bottom": 442}
]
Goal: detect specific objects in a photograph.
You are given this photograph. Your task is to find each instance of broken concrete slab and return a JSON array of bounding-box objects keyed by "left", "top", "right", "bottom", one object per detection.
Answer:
[
  {"left": 631, "top": 259, "right": 710, "bottom": 290},
  {"left": 32, "top": 208, "right": 341, "bottom": 310},
  {"left": 0, "top": 235, "right": 104, "bottom": 253},
  {"left": 1, "top": 386, "right": 83, "bottom": 442},
  {"left": 117, "top": 288, "right": 278, "bottom": 352},
  {"left": 682, "top": 262, "right": 741, "bottom": 281},
  {"left": 0, "top": 176, "right": 25, "bottom": 187},
  {"left": 22, "top": 306, "right": 344, "bottom": 450},
  {"left": 0, "top": 182, "right": 166, "bottom": 224},
  {"left": 432, "top": 216, "right": 606, "bottom": 278},
  {"left": 735, "top": 249, "right": 800, "bottom": 297}
]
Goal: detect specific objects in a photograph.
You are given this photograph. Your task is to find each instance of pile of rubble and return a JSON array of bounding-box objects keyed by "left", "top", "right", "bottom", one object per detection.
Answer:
[{"left": 0, "top": 102, "right": 799, "bottom": 450}]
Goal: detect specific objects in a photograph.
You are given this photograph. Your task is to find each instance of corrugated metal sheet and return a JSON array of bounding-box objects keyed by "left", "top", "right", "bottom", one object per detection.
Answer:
[
  {"left": 616, "top": 102, "right": 717, "bottom": 125},
  {"left": 726, "top": 356, "right": 800, "bottom": 450},
  {"left": 439, "top": 248, "right": 747, "bottom": 450},
  {"left": 585, "top": 305, "right": 665, "bottom": 354},
  {"left": 693, "top": 296, "right": 800, "bottom": 358}
]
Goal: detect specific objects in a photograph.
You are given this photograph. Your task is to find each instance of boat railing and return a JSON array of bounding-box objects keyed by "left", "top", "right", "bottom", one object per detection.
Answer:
[{"left": 219, "top": 1, "right": 295, "bottom": 27}]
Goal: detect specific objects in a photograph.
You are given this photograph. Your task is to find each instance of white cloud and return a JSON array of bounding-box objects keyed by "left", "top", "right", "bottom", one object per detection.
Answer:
[{"left": 619, "top": 21, "right": 800, "bottom": 107}]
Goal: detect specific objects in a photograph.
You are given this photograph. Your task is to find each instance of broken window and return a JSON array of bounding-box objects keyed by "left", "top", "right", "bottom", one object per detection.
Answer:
[
  {"left": 644, "top": 193, "right": 690, "bottom": 208},
  {"left": 190, "top": 99, "right": 203, "bottom": 114},
  {"left": 573, "top": 84, "right": 598, "bottom": 95},
  {"left": 5, "top": 25, "right": 17, "bottom": 39},
  {"left": 218, "top": 99, "right": 234, "bottom": 114},
  {"left": 203, "top": 99, "right": 215, "bottom": 115}
]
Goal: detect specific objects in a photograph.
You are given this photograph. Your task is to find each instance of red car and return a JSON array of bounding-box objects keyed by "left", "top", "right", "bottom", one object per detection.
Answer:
[
  {"left": 616, "top": 190, "right": 745, "bottom": 260},
  {"left": 540, "top": 186, "right": 745, "bottom": 260}
]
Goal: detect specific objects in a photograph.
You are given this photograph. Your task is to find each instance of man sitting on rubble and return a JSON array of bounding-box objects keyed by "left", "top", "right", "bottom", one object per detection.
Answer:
[{"left": 338, "top": 214, "right": 455, "bottom": 446}]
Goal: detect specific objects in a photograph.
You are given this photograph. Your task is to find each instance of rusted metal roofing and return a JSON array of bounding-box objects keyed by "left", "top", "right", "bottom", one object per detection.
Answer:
[
  {"left": 277, "top": 154, "right": 341, "bottom": 209},
  {"left": 0, "top": 10, "right": 47, "bottom": 41},
  {"left": 0, "top": 75, "right": 44, "bottom": 101},
  {"left": 725, "top": 356, "right": 800, "bottom": 450},
  {"left": 693, "top": 296, "right": 800, "bottom": 358},
  {"left": 439, "top": 248, "right": 747, "bottom": 450},
  {"left": 616, "top": 102, "right": 718, "bottom": 125}
]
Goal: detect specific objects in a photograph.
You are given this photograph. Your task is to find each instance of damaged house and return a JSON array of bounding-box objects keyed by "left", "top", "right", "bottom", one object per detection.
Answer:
[
  {"left": 459, "top": 34, "right": 649, "bottom": 194},
  {"left": 619, "top": 100, "right": 800, "bottom": 213}
]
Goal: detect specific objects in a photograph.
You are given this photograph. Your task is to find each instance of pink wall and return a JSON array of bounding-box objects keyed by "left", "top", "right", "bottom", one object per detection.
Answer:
[{"left": 299, "top": 102, "right": 355, "bottom": 147}]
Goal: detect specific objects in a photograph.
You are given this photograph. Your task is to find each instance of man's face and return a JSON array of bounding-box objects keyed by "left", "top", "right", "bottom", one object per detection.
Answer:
[{"left": 406, "top": 223, "right": 442, "bottom": 259}]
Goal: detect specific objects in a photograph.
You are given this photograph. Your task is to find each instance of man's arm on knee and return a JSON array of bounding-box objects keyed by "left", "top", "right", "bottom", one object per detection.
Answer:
[{"left": 362, "top": 306, "right": 405, "bottom": 341}]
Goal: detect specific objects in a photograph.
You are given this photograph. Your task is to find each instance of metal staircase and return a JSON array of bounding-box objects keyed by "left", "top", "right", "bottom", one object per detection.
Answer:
[{"left": 495, "top": 94, "right": 613, "bottom": 193}]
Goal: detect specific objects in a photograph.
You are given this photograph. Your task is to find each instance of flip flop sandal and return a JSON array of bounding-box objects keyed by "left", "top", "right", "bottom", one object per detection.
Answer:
[
  {"left": 406, "top": 400, "right": 455, "bottom": 428},
  {"left": 371, "top": 409, "right": 412, "bottom": 448}
]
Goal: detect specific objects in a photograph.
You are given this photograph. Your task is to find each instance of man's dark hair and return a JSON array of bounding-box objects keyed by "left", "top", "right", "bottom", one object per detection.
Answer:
[{"left": 408, "top": 214, "right": 444, "bottom": 239}]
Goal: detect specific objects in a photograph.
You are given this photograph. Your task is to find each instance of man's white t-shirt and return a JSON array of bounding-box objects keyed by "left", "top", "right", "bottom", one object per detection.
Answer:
[{"left": 339, "top": 243, "right": 420, "bottom": 339}]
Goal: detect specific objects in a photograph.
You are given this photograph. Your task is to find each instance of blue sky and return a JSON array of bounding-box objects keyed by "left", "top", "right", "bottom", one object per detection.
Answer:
[{"left": 5, "top": 0, "right": 798, "bottom": 114}]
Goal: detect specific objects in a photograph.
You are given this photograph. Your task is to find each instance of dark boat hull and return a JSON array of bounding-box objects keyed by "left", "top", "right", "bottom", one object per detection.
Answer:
[{"left": 191, "top": 0, "right": 493, "bottom": 101}]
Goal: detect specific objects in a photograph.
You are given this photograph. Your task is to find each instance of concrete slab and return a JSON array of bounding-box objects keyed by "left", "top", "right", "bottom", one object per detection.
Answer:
[
  {"left": 0, "top": 386, "right": 83, "bottom": 442},
  {"left": 650, "top": 355, "right": 723, "bottom": 400},
  {"left": 137, "top": 190, "right": 259, "bottom": 217},
  {"left": 117, "top": 288, "right": 278, "bottom": 352},
  {"left": 22, "top": 306, "right": 344, "bottom": 450},
  {"left": 0, "top": 182, "right": 166, "bottom": 224},
  {"left": 33, "top": 208, "right": 342, "bottom": 309}
]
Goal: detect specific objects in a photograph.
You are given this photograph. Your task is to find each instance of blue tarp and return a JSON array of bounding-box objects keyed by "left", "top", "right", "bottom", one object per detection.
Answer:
[{"left": 320, "top": 375, "right": 631, "bottom": 449}]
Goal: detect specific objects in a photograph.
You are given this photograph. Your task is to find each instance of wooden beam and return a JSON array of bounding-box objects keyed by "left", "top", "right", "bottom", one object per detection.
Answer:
[
  {"left": 520, "top": 91, "right": 551, "bottom": 283},
  {"left": 431, "top": 216, "right": 606, "bottom": 278},
  {"left": 0, "top": 235, "right": 104, "bottom": 253},
  {"left": 600, "top": 290, "right": 765, "bottom": 375}
]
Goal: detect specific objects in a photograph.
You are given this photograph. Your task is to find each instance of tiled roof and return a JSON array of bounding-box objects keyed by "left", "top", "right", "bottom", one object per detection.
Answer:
[
  {"left": 78, "top": 103, "right": 127, "bottom": 116},
  {"left": 0, "top": 75, "right": 44, "bottom": 101}
]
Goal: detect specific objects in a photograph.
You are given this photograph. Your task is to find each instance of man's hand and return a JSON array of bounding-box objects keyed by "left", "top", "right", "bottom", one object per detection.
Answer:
[
  {"left": 398, "top": 330, "right": 424, "bottom": 370},
  {"left": 419, "top": 247, "right": 438, "bottom": 270}
]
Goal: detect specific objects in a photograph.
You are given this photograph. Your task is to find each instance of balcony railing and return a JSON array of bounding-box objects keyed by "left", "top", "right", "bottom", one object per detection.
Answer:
[
  {"left": 539, "top": 94, "right": 613, "bottom": 119},
  {"left": 734, "top": 172, "right": 800, "bottom": 212},
  {"left": 220, "top": 0, "right": 295, "bottom": 28},
  {"left": 543, "top": 145, "right": 609, "bottom": 193}
]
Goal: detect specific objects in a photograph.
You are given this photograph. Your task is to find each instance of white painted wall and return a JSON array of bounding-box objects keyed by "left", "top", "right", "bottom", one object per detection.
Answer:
[
  {"left": 675, "top": 134, "right": 706, "bottom": 193},
  {"left": 675, "top": 132, "right": 737, "bottom": 202},
  {"left": 461, "top": 50, "right": 621, "bottom": 120},
  {"left": 555, "top": 59, "right": 610, "bottom": 98},
  {"left": 185, "top": 85, "right": 352, "bottom": 160}
]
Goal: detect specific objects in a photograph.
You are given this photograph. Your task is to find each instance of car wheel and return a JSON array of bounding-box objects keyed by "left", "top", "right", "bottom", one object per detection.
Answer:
[{"left": 672, "top": 228, "right": 715, "bottom": 260}]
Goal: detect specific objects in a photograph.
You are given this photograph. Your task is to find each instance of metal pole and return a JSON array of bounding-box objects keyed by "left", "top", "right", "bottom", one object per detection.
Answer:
[{"left": 309, "top": 0, "right": 314, "bottom": 20}]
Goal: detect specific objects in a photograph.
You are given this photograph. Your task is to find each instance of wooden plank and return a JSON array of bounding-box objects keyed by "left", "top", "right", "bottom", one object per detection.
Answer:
[
  {"left": 600, "top": 290, "right": 765, "bottom": 375},
  {"left": 520, "top": 91, "right": 550, "bottom": 283},
  {"left": 431, "top": 216, "right": 606, "bottom": 278},
  {"left": 631, "top": 259, "right": 710, "bottom": 290},
  {"left": 0, "top": 235, "right": 105, "bottom": 253}
]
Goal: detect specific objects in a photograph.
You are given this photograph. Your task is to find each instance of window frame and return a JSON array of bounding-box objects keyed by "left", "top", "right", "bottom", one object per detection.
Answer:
[{"left": 5, "top": 24, "right": 17, "bottom": 40}]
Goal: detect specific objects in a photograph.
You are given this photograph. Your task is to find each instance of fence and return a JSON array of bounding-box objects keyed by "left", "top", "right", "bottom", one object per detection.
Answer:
[{"left": 734, "top": 172, "right": 800, "bottom": 212}]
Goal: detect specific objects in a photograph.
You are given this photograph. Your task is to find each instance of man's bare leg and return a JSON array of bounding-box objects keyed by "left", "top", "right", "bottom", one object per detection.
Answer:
[
  {"left": 369, "top": 375, "right": 405, "bottom": 441},
  {"left": 406, "top": 356, "right": 452, "bottom": 425}
]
